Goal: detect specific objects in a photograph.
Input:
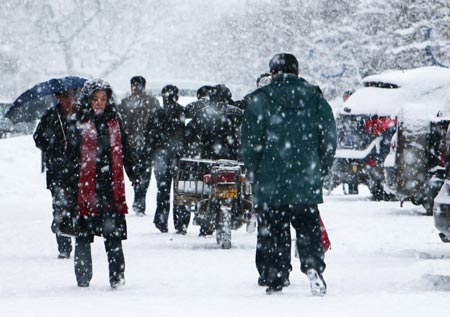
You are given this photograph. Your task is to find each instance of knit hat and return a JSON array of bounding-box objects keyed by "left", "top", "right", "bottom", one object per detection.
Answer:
[{"left": 269, "top": 53, "right": 298, "bottom": 74}]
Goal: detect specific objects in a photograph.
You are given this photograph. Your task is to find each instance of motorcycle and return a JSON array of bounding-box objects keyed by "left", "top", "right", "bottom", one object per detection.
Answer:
[{"left": 174, "top": 158, "right": 254, "bottom": 249}]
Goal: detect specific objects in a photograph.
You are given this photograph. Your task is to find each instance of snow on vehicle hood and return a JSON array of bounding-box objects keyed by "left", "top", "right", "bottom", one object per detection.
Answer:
[{"left": 338, "top": 66, "right": 450, "bottom": 132}]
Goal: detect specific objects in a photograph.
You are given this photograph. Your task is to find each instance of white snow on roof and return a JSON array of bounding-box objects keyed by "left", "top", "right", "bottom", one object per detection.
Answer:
[{"left": 339, "top": 66, "right": 450, "bottom": 131}]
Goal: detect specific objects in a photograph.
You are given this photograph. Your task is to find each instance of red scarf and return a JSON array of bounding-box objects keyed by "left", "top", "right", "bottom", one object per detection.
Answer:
[{"left": 77, "top": 119, "right": 128, "bottom": 216}]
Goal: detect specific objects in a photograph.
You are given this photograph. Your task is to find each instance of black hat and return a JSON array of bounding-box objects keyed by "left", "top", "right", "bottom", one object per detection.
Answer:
[
  {"left": 130, "top": 76, "right": 146, "bottom": 88},
  {"left": 215, "top": 84, "right": 232, "bottom": 103},
  {"left": 197, "top": 85, "right": 212, "bottom": 100},
  {"left": 269, "top": 53, "right": 298, "bottom": 74},
  {"left": 162, "top": 84, "right": 179, "bottom": 100}
]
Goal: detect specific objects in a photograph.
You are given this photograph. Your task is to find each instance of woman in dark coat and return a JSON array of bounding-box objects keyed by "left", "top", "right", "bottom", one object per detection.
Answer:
[{"left": 65, "top": 78, "right": 137, "bottom": 288}]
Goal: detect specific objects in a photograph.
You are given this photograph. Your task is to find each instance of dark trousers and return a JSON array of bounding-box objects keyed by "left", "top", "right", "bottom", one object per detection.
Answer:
[
  {"left": 74, "top": 236, "right": 125, "bottom": 286},
  {"left": 50, "top": 187, "right": 72, "bottom": 255},
  {"left": 133, "top": 161, "right": 152, "bottom": 214},
  {"left": 153, "top": 150, "right": 190, "bottom": 231},
  {"left": 256, "top": 203, "right": 325, "bottom": 288}
]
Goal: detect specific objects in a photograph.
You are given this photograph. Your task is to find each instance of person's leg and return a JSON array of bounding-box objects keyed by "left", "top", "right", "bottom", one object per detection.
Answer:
[
  {"left": 290, "top": 204, "right": 326, "bottom": 295},
  {"left": 133, "top": 159, "right": 151, "bottom": 216},
  {"left": 290, "top": 204, "right": 325, "bottom": 273},
  {"left": 74, "top": 236, "right": 92, "bottom": 287},
  {"left": 153, "top": 152, "right": 170, "bottom": 232},
  {"left": 56, "top": 235, "right": 72, "bottom": 258},
  {"left": 51, "top": 186, "right": 72, "bottom": 257},
  {"left": 256, "top": 204, "right": 291, "bottom": 292},
  {"left": 104, "top": 237, "right": 125, "bottom": 288},
  {"left": 170, "top": 159, "right": 191, "bottom": 233}
]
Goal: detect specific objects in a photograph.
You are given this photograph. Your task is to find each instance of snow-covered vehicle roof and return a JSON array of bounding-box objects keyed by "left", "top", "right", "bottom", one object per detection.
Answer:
[{"left": 339, "top": 66, "right": 450, "bottom": 132}]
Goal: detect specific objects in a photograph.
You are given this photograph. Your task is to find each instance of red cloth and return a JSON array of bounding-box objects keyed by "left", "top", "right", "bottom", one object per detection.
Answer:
[
  {"left": 319, "top": 215, "right": 331, "bottom": 252},
  {"left": 77, "top": 119, "right": 128, "bottom": 216}
]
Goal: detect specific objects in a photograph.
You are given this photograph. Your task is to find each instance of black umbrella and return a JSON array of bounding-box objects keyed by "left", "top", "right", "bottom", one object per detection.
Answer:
[{"left": 5, "top": 76, "right": 87, "bottom": 123}]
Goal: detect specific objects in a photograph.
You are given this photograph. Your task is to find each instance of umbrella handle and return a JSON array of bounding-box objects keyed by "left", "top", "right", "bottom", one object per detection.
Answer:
[{"left": 56, "top": 111, "right": 67, "bottom": 144}]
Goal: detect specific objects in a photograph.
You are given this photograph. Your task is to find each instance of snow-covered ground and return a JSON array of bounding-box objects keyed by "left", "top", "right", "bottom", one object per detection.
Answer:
[{"left": 1, "top": 135, "right": 450, "bottom": 317}]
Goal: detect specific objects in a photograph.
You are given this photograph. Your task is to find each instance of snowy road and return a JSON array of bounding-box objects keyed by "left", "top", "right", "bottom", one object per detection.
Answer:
[{"left": 1, "top": 136, "right": 450, "bottom": 317}]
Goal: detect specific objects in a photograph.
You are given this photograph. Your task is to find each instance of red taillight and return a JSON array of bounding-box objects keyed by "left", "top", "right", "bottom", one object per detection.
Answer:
[
  {"left": 204, "top": 172, "right": 243, "bottom": 183},
  {"left": 366, "top": 159, "right": 377, "bottom": 167},
  {"left": 203, "top": 174, "right": 211, "bottom": 184},
  {"left": 216, "top": 172, "right": 237, "bottom": 183},
  {"left": 365, "top": 117, "right": 397, "bottom": 136}
]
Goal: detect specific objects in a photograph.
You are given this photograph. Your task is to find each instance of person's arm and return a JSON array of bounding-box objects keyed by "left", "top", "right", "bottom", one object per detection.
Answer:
[
  {"left": 316, "top": 88, "right": 337, "bottom": 178},
  {"left": 33, "top": 110, "right": 53, "bottom": 152},
  {"left": 119, "top": 118, "right": 137, "bottom": 183},
  {"left": 240, "top": 93, "right": 265, "bottom": 182}
]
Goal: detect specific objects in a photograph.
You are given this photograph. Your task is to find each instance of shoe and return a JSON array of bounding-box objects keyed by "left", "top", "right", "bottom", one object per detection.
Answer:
[
  {"left": 176, "top": 228, "right": 187, "bottom": 235},
  {"left": 57, "top": 252, "right": 70, "bottom": 259},
  {"left": 306, "top": 269, "right": 327, "bottom": 296},
  {"left": 155, "top": 223, "right": 168, "bottom": 233},
  {"left": 258, "top": 277, "right": 290, "bottom": 287},
  {"left": 198, "top": 228, "right": 213, "bottom": 237},
  {"left": 135, "top": 211, "right": 146, "bottom": 217},
  {"left": 258, "top": 277, "right": 266, "bottom": 286},
  {"left": 111, "top": 278, "right": 125, "bottom": 289},
  {"left": 265, "top": 285, "right": 283, "bottom": 294},
  {"left": 77, "top": 281, "right": 89, "bottom": 287}
]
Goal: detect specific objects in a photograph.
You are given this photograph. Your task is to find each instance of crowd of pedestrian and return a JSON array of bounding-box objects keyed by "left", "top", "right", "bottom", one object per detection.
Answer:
[{"left": 33, "top": 53, "right": 337, "bottom": 295}]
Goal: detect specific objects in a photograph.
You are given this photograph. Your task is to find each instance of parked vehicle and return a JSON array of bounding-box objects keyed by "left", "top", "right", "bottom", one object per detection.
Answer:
[
  {"left": 328, "top": 66, "right": 450, "bottom": 202},
  {"left": 433, "top": 125, "right": 450, "bottom": 242},
  {"left": 174, "top": 158, "right": 254, "bottom": 249},
  {"left": 327, "top": 75, "right": 399, "bottom": 199},
  {"left": 382, "top": 67, "right": 450, "bottom": 212}
]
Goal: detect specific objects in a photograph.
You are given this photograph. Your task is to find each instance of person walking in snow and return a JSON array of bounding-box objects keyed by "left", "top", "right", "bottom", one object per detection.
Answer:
[
  {"left": 33, "top": 89, "right": 77, "bottom": 259},
  {"left": 145, "top": 85, "right": 190, "bottom": 234},
  {"left": 196, "top": 84, "right": 243, "bottom": 161},
  {"left": 119, "top": 76, "right": 160, "bottom": 216},
  {"left": 241, "top": 53, "right": 336, "bottom": 295},
  {"left": 183, "top": 85, "right": 214, "bottom": 158},
  {"left": 186, "top": 84, "right": 243, "bottom": 236},
  {"left": 65, "top": 79, "right": 137, "bottom": 288}
]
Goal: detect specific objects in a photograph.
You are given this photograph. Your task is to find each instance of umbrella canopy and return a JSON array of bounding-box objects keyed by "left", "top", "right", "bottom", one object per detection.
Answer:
[{"left": 5, "top": 76, "right": 87, "bottom": 123}]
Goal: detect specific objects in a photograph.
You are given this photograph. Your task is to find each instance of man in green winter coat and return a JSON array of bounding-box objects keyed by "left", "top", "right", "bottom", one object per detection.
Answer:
[{"left": 241, "top": 53, "right": 336, "bottom": 295}]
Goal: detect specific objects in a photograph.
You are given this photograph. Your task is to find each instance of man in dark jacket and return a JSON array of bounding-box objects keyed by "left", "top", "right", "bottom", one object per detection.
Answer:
[
  {"left": 33, "top": 89, "right": 77, "bottom": 259},
  {"left": 146, "top": 85, "right": 190, "bottom": 234},
  {"left": 241, "top": 53, "right": 336, "bottom": 295},
  {"left": 119, "top": 76, "right": 160, "bottom": 216},
  {"left": 183, "top": 85, "right": 213, "bottom": 158},
  {"left": 196, "top": 84, "right": 243, "bottom": 161},
  {"left": 185, "top": 84, "right": 244, "bottom": 236}
]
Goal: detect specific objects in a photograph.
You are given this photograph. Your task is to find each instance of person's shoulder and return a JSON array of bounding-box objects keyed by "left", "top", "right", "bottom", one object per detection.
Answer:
[
  {"left": 144, "top": 93, "right": 159, "bottom": 102},
  {"left": 121, "top": 94, "right": 133, "bottom": 103},
  {"left": 297, "top": 77, "right": 322, "bottom": 93},
  {"left": 244, "top": 87, "right": 266, "bottom": 104},
  {"left": 225, "top": 104, "right": 243, "bottom": 115},
  {"left": 38, "top": 106, "right": 59, "bottom": 123},
  {"left": 176, "top": 103, "right": 185, "bottom": 111},
  {"left": 104, "top": 103, "right": 121, "bottom": 121}
]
